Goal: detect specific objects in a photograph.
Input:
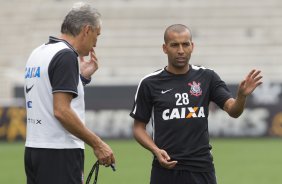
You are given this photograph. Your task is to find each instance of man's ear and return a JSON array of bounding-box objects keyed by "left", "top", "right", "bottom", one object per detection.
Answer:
[
  {"left": 83, "top": 25, "right": 92, "bottom": 35},
  {"left": 191, "top": 41, "right": 195, "bottom": 52},
  {"left": 162, "top": 44, "right": 167, "bottom": 54}
]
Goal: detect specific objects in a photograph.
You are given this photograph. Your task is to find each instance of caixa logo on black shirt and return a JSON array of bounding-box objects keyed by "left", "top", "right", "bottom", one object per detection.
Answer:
[{"left": 162, "top": 106, "right": 205, "bottom": 120}]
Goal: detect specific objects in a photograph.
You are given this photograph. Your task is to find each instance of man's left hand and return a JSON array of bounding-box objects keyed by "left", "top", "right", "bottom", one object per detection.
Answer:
[
  {"left": 238, "top": 69, "right": 263, "bottom": 97},
  {"left": 79, "top": 48, "right": 98, "bottom": 79}
]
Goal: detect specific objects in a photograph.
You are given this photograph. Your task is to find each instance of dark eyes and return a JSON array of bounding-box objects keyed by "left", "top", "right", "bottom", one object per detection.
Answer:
[
  {"left": 171, "top": 43, "right": 178, "bottom": 47},
  {"left": 183, "top": 42, "right": 191, "bottom": 47},
  {"left": 170, "top": 42, "right": 190, "bottom": 47}
]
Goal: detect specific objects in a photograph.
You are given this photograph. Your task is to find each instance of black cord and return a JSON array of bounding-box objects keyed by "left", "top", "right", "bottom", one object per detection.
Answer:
[
  {"left": 85, "top": 161, "right": 116, "bottom": 184},
  {"left": 86, "top": 161, "right": 99, "bottom": 184}
]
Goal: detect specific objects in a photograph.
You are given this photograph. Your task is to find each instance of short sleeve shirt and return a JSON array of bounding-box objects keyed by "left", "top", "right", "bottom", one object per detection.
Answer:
[{"left": 130, "top": 65, "right": 232, "bottom": 171}]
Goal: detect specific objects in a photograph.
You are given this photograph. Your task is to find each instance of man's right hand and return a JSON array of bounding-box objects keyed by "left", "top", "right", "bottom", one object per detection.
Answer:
[
  {"left": 93, "top": 140, "right": 115, "bottom": 167},
  {"left": 155, "top": 149, "right": 177, "bottom": 169}
]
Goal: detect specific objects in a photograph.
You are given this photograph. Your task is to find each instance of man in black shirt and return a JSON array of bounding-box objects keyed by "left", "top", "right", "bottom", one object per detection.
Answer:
[{"left": 130, "top": 24, "right": 262, "bottom": 184}]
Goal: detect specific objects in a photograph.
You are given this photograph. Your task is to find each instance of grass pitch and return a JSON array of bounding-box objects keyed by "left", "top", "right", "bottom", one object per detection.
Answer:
[{"left": 0, "top": 139, "right": 281, "bottom": 184}]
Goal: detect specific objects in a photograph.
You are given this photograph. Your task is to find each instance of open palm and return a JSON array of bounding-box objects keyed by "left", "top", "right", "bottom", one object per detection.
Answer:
[{"left": 238, "top": 69, "right": 263, "bottom": 96}]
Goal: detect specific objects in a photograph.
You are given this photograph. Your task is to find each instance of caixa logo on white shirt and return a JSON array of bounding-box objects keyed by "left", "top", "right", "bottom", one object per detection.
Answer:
[
  {"left": 27, "top": 118, "right": 42, "bottom": 125},
  {"left": 25, "top": 67, "right": 41, "bottom": 78},
  {"left": 162, "top": 106, "right": 205, "bottom": 120},
  {"left": 27, "top": 101, "right": 32, "bottom": 108}
]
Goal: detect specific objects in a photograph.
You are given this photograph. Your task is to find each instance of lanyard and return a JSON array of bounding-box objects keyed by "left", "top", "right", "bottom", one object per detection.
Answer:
[{"left": 86, "top": 161, "right": 100, "bottom": 184}]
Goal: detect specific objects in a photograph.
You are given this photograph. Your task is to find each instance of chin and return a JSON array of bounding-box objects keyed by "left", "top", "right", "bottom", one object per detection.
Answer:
[
  {"left": 82, "top": 51, "right": 89, "bottom": 57},
  {"left": 175, "top": 63, "right": 188, "bottom": 68}
]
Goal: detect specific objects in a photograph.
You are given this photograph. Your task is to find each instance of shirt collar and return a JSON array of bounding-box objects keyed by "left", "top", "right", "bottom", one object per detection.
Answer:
[{"left": 47, "top": 36, "right": 79, "bottom": 57}]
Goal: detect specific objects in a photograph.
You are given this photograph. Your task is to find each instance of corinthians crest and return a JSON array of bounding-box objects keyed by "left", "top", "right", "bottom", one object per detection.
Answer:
[{"left": 188, "top": 81, "right": 202, "bottom": 97}]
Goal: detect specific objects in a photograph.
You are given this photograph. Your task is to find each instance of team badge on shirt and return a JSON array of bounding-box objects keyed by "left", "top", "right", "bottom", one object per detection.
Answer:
[{"left": 188, "top": 81, "right": 202, "bottom": 97}]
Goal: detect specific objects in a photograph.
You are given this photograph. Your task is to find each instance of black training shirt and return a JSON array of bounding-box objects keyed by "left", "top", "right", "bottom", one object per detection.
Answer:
[{"left": 130, "top": 65, "right": 233, "bottom": 172}]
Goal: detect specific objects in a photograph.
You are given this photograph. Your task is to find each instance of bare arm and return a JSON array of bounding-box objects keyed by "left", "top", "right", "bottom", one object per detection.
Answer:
[
  {"left": 53, "top": 92, "right": 115, "bottom": 166},
  {"left": 133, "top": 119, "right": 177, "bottom": 169},
  {"left": 223, "top": 69, "right": 263, "bottom": 118}
]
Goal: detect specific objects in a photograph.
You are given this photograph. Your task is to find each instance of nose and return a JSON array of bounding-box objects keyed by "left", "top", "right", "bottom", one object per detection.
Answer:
[{"left": 178, "top": 45, "right": 184, "bottom": 55}]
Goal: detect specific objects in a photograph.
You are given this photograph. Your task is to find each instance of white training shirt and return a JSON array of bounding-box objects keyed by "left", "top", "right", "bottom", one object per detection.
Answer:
[{"left": 24, "top": 36, "right": 85, "bottom": 149}]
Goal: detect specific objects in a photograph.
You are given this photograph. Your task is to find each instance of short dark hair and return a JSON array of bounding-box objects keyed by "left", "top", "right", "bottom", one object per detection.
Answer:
[{"left": 164, "top": 24, "right": 192, "bottom": 43}]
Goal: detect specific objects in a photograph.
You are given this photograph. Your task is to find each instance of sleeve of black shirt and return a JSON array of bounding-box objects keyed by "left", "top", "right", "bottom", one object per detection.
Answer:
[
  {"left": 48, "top": 48, "right": 79, "bottom": 98},
  {"left": 130, "top": 79, "right": 153, "bottom": 124},
  {"left": 209, "top": 70, "right": 233, "bottom": 109}
]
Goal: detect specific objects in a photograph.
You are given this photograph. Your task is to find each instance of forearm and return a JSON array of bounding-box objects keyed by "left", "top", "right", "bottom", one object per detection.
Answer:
[
  {"left": 55, "top": 107, "right": 102, "bottom": 148},
  {"left": 53, "top": 92, "right": 115, "bottom": 165},
  {"left": 133, "top": 122, "right": 177, "bottom": 168},
  {"left": 224, "top": 95, "right": 247, "bottom": 118},
  {"left": 224, "top": 69, "right": 263, "bottom": 118},
  {"left": 133, "top": 123, "right": 159, "bottom": 155}
]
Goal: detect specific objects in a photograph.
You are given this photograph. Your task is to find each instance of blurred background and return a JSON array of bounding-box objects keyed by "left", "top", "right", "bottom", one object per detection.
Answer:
[{"left": 0, "top": 0, "right": 281, "bottom": 183}]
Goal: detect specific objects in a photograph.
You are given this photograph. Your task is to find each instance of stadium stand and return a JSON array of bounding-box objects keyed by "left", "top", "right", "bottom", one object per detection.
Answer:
[{"left": 0, "top": 0, "right": 281, "bottom": 99}]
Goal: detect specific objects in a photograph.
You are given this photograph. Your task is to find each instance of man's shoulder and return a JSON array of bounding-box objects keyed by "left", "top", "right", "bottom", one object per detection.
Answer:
[
  {"left": 191, "top": 64, "right": 213, "bottom": 71},
  {"left": 190, "top": 64, "right": 216, "bottom": 76},
  {"left": 141, "top": 68, "right": 164, "bottom": 82}
]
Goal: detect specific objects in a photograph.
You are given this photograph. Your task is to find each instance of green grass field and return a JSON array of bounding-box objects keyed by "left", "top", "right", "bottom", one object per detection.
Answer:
[{"left": 0, "top": 139, "right": 281, "bottom": 184}]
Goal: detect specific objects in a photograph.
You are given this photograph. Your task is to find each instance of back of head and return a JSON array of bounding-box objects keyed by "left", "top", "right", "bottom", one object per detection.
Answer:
[
  {"left": 61, "top": 2, "right": 101, "bottom": 36},
  {"left": 164, "top": 24, "right": 192, "bottom": 43}
]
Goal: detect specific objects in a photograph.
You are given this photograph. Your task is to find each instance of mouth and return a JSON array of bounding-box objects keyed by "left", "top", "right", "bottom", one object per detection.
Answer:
[{"left": 176, "top": 57, "right": 186, "bottom": 62}]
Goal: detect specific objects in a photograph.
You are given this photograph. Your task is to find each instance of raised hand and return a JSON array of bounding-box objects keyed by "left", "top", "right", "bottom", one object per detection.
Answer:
[
  {"left": 238, "top": 69, "right": 263, "bottom": 97},
  {"left": 79, "top": 48, "right": 99, "bottom": 79}
]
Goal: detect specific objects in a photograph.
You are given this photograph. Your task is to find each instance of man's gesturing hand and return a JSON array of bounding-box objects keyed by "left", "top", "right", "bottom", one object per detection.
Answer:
[
  {"left": 238, "top": 69, "right": 263, "bottom": 97},
  {"left": 155, "top": 149, "right": 177, "bottom": 169}
]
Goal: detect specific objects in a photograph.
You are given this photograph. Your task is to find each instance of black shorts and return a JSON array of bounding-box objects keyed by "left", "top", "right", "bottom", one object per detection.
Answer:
[
  {"left": 24, "top": 147, "right": 84, "bottom": 184},
  {"left": 150, "top": 166, "right": 217, "bottom": 184}
]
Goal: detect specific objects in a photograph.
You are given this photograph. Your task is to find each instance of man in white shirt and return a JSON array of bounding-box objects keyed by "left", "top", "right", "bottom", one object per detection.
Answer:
[{"left": 24, "top": 2, "right": 115, "bottom": 184}]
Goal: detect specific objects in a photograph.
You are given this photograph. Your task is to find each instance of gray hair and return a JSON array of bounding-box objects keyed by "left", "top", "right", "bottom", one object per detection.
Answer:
[{"left": 61, "top": 2, "right": 101, "bottom": 36}]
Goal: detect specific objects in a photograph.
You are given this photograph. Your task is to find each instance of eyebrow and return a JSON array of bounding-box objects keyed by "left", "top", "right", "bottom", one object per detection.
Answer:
[{"left": 169, "top": 41, "right": 191, "bottom": 45}]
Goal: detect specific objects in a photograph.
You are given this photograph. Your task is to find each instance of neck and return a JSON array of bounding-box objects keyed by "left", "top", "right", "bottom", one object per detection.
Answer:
[
  {"left": 60, "top": 34, "right": 81, "bottom": 55},
  {"left": 166, "top": 64, "right": 189, "bottom": 74}
]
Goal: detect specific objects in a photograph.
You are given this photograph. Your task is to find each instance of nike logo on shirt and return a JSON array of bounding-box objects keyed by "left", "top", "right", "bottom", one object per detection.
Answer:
[
  {"left": 26, "top": 85, "right": 34, "bottom": 94},
  {"left": 161, "top": 88, "right": 173, "bottom": 94}
]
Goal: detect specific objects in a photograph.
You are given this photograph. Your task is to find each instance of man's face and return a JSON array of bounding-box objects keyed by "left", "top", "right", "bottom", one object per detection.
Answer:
[
  {"left": 81, "top": 25, "right": 101, "bottom": 56},
  {"left": 163, "top": 30, "right": 194, "bottom": 69}
]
